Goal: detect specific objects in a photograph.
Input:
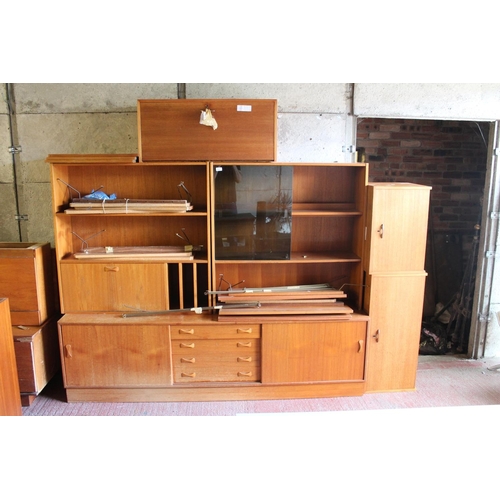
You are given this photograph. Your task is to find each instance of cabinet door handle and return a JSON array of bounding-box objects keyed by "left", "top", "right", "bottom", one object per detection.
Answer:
[
  {"left": 377, "top": 223, "right": 384, "bottom": 238},
  {"left": 237, "top": 328, "right": 252, "bottom": 334},
  {"left": 64, "top": 344, "right": 73, "bottom": 358},
  {"left": 237, "top": 356, "right": 252, "bottom": 362},
  {"left": 178, "top": 328, "right": 195, "bottom": 335},
  {"left": 181, "top": 372, "right": 196, "bottom": 378},
  {"left": 358, "top": 340, "right": 364, "bottom": 353},
  {"left": 104, "top": 266, "right": 119, "bottom": 272},
  {"left": 237, "top": 342, "right": 252, "bottom": 348},
  {"left": 237, "top": 371, "right": 252, "bottom": 377},
  {"left": 181, "top": 357, "right": 196, "bottom": 363},
  {"left": 180, "top": 342, "right": 195, "bottom": 348},
  {"left": 373, "top": 329, "right": 380, "bottom": 342}
]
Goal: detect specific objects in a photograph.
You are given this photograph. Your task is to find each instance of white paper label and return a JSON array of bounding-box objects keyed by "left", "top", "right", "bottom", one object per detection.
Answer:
[{"left": 237, "top": 105, "right": 252, "bottom": 112}]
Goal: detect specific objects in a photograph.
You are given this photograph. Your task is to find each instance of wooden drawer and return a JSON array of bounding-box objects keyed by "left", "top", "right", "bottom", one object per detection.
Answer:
[
  {"left": 60, "top": 261, "right": 168, "bottom": 312},
  {"left": 172, "top": 323, "right": 261, "bottom": 340},
  {"left": 12, "top": 315, "right": 60, "bottom": 396},
  {"left": 172, "top": 338, "right": 261, "bottom": 382},
  {"left": 0, "top": 243, "right": 56, "bottom": 325}
]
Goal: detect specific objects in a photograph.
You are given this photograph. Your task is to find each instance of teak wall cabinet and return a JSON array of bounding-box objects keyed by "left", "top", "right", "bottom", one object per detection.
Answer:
[{"left": 47, "top": 100, "right": 431, "bottom": 403}]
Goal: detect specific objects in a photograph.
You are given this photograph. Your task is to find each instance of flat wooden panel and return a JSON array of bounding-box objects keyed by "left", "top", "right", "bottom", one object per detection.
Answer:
[
  {"left": 60, "top": 324, "right": 171, "bottom": 387},
  {"left": 0, "top": 299, "right": 22, "bottom": 415},
  {"left": 364, "top": 273, "right": 427, "bottom": 392},
  {"left": 138, "top": 99, "right": 277, "bottom": 161},
  {"left": 60, "top": 262, "right": 168, "bottom": 312},
  {"left": 365, "top": 183, "right": 431, "bottom": 273},
  {"left": 262, "top": 321, "right": 367, "bottom": 383}
]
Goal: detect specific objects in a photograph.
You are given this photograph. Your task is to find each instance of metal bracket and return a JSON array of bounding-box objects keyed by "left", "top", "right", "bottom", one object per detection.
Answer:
[
  {"left": 8, "top": 145, "right": 22, "bottom": 154},
  {"left": 490, "top": 212, "right": 499, "bottom": 219},
  {"left": 486, "top": 251, "right": 497, "bottom": 258},
  {"left": 478, "top": 313, "right": 492, "bottom": 323},
  {"left": 14, "top": 214, "right": 28, "bottom": 221},
  {"left": 342, "top": 145, "right": 356, "bottom": 153}
]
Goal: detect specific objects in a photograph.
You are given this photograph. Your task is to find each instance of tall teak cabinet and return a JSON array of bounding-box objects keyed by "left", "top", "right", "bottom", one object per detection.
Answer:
[{"left": 363, "top": 183, "right": 431, "bottom": 392}]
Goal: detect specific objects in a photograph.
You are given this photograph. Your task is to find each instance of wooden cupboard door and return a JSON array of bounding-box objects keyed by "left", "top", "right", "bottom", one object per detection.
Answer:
[
  {"left": 60, "top": 324, "right": 171, "bottom": 387},
  {"left": 364, "top": 273, "right": 427, "bottom": 392},
  {"left": 261, "top": 321, "right": 367, "bottom": 383},
  {"left": 0, "top": 299, "right": 22, "bottom": 416},
  {"left": 60, "top": 262, "right": 168, "bottom": 313},
  {"left": 365, "top": 183, "right": 431, "bottom": 273}
]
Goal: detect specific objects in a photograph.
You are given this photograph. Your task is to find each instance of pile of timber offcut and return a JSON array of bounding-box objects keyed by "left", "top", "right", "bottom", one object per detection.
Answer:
[
  {"left": 65, "top": 198, "right": 193, "bottom": 214},
  {"left": 215, "top": 283, "right": 353, "bottom": 322},
  {"left": 74, "top": 245, "right": 194, "bottom": 260}
]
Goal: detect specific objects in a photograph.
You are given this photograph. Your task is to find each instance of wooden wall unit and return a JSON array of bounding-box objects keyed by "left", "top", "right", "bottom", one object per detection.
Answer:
[{"left": 47, "top": 103, "right": 430, "bottom": 403}]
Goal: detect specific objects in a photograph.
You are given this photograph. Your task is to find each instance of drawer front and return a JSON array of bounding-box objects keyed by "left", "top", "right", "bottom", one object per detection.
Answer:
[
  {"left": 172, "top": 339, "right": 261, "bottom": 382},
  {"left": 172, "top": 324, "right": 261, "bottom": 340}
]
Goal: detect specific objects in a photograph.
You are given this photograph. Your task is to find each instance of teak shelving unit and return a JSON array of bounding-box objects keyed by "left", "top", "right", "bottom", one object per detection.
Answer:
[{"left": 47, "top": 99, "right": 430, "bottom": 403}]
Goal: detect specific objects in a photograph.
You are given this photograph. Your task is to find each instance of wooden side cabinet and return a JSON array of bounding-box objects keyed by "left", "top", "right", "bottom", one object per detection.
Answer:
[{"left": 363, "top": 182, "right": 431, "bottom": 393}]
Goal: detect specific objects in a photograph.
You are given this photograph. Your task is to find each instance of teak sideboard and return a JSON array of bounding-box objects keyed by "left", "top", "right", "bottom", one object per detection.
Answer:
[{"left": 47, "top": 154, "right": 430, "bottom": 403}]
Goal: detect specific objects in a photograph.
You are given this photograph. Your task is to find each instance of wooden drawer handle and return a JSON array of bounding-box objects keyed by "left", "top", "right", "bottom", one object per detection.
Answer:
[
  {"left": 180, "top": 342, "right": 195, "bottom": 348},
  {"left": 180, "top": 357, "right": 195, "bottom": 363},
  {"left": 104, "top": 266, "right": 119, "bottom": 272},
  {"left": 236, "top": 328, "right": 252, "bottom": 334},
  {"left": 238, "top": 371, "right": 252, "bottom": 377},
  {"left": 181, "top": 372, "right": 196, "bottom": 378},
  {"left": 358, "top": 340, "right": 364, "bottom": 353},
  {"left": 64, "top": 344, "right": 72, "bottom": 358},
  {"left": 237, "top": 342, "right": 252, "bottom": 348},
  {"left": 377, "top": 223, "right": 384, "bottom": 238},
  {"left": 178, "top": 328, "right": 195, "bottom": 335},
  {"left": 373, "top": 329, "right": 380, "bottom": 343},
  {"left": 237, "top": 356, "right": 252, "bottom": 362}
]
